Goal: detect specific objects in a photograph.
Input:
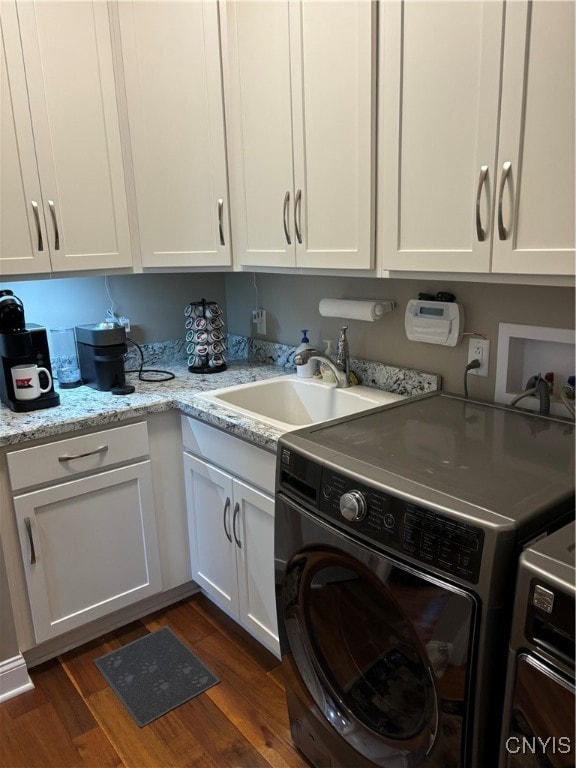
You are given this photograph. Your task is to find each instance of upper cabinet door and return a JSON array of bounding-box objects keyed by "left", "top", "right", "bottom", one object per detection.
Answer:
[
  {"left": 118, "top": 0, "right": 231, "bottom": 269},
  {"left": 223, "top": 0, "right": 376, "bottom": 270},
  {"left": 15, "top": 0, "right": 132, "bottom": 272},
  {"left": 291, "top": 0, "right": 376, "bottom": 270},
  {"left": 491, "top": 1, "right": 575, "bottom": 275},
  {"left": 222, "top": 0, "right": 296, "bottom": 267},
  {"left": 1, "top": 6, "right": 51, "bottom": 275},
  {"left": 379, "top": 0, "right": 503, "bottom": 273}
]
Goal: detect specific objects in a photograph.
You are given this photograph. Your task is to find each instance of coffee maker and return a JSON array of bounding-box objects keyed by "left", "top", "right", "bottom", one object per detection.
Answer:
[
  {"left": 75, "top": 323, "right": 135, "bottom": 395},
  {"left": 0, "top": 290, "right": 60, "bottom": 412}
]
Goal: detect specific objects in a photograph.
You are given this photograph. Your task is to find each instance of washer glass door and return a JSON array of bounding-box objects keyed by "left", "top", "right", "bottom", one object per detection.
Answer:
[{"left": 280, "top": 505, "right": 476, "bottom": 767}]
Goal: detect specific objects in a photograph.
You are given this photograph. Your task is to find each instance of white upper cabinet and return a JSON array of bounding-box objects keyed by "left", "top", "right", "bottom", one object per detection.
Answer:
[
  {"left": 0, "top": 0, "right": 132, "bottom": 275},
  {"left": 491, "top": 1, "right": 575, "bottom": 275},
  {"left": 222, "top": 1, "right": 294, "bottom": 268},
  {"left": 117, "top": 0, "right": 231, "bottom": 269},
  {"left": 379, "top": 0, "right": 503, "bottom": 273},
  {"left": 379, "top": 0, "right": 575, "bottom": 277},
  {"left": 223, "top": 0, "right": 376, "bottom": 270},
  {"left": 1, "top": 14, "right": 51, "bottom": 275}
]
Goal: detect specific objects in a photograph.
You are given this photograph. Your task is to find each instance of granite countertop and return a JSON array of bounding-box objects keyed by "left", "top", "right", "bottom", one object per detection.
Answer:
[
  {"left": 0, "top": 336, "right": 441, "bottom": 452},
  {"left": 0, "top": 362, "right": 291, "bottom": 453}
]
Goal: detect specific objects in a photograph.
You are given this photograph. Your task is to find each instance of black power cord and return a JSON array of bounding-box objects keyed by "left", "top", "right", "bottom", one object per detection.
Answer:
[
  {"left": 125, "top": 338, "right": 176, "bottom": 382},
  {"left": 464, "top": 359, "right": 481, "bottom": 398}
]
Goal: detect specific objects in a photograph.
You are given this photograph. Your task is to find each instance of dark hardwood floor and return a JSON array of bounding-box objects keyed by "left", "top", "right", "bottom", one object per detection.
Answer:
[{"left": 0, "top": 594, "right": 309, "bottom": 768}]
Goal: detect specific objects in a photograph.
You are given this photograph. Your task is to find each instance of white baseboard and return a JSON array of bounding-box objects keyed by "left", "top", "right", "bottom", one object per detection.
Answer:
[{"left": 0, "top": 654, "right": 34, "bottom": 703}]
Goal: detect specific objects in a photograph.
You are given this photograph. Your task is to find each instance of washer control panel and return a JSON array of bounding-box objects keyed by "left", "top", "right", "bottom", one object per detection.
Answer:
[{"left": 319, "top": 468, "right": 484, "bottom": 584}]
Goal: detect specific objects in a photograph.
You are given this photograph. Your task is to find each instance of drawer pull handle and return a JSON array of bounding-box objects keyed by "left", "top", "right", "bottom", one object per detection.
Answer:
[
  {"left": 58, "top": 445, "right": 109, "bottom": 463},
  {"left": 283, "top": 191, "right": 292, "bottom": 245},
  {"left": 497, "top": 161, "right": 512, "bottom": 240},
  {"left": 294, "top": 188, "right": 303, "bottom": 244},
  {"left": 232, "top": 502, "right": 242, "bottom": 548},
  {"left": 223, "top": 496, "right": 232, "bottom": 543},
  {"left": 48, "top": 200, "right": 60, "bottom": 250},
  {"left": 475, "top": 165, "right": 488, "bottom": 242},
  {"left": 218, "top": 199, "right": 225, "bottom": 246},
  {"left": 24, "top": 518, "right": 36, "bottom": 565},
  {"left": 31, "top": 201, "right": 44, "bottom": 251}
]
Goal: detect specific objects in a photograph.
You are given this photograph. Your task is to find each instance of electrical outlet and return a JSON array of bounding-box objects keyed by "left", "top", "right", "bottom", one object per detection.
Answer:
[
  {"left": 252, "top": 308, "right": 266, "bottom": 335},
  {"left": 467, "top": 338, "right": 490, "bottom": 377},
  {"left": 118, "top": 316, "right": 131, "bottom": 333}
]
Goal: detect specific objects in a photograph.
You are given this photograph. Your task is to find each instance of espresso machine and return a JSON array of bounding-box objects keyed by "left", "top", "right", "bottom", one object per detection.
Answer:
[
  {"left": 0, "top": 290, "right": 60, "bottom": 412},
  {"left": 75, "top": 323, "right": 135, "bottom": 395}
]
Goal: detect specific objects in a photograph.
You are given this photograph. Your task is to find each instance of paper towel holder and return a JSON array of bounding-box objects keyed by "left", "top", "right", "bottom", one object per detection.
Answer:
[{"left": 318, "top": 298, "right": 395, "bottom": 321}]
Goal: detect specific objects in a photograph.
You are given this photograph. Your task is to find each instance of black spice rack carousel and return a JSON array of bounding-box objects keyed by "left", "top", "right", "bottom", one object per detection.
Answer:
[{"left": 184, "top": 299, "right": 227, "bottom": 374}]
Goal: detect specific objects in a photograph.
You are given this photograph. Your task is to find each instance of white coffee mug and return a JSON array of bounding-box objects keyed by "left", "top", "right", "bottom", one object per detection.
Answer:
[{"left": 11, "top": 364, "right": 52, "bottom": 401}]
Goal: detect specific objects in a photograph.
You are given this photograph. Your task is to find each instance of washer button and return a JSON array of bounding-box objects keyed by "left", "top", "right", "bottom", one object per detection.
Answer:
[{"left": 384, "top": 513, "right": 396, "bottom": 530}]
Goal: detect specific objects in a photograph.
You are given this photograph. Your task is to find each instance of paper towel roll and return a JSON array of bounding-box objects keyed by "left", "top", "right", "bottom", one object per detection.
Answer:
[{"left": 318, "top": 299, "right": 394, "bottom": 321}]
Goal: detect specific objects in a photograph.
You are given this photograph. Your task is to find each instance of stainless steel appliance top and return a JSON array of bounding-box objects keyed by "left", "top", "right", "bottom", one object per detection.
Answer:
[{"left": 280, "top": 392, "right": 575, "bottom": 525}]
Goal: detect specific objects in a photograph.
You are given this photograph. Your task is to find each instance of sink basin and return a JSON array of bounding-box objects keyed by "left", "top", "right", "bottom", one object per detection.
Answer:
[{"left": 198, "top": 375, "right": 404, "bottom": 430}]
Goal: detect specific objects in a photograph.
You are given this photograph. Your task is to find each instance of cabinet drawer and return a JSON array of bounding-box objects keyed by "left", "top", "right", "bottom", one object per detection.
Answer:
[
  {"left": 181, "top": 416, "right": 276, "bottom": 495},
  {"left": 7, "top": 422, "right": 150, "bottom": 492}
]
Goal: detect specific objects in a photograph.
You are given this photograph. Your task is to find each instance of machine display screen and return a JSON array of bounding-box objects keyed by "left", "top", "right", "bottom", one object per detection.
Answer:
[{"left": 417, "top": 306, "right": 444, "bottom": 316}]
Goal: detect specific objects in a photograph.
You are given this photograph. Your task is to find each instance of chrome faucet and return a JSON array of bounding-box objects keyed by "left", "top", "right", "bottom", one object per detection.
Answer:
[
  {"left": 336, "top": 326, "right": 350, "bottom": 382},
  {"left": 293, "top": 326, "right": 351, "bottom": 388}
]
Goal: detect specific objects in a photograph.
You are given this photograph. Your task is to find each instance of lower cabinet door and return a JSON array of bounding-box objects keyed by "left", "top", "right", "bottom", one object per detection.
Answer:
[
  {"left": 233, "top": 478, "right": 279, "bottom": 657},
  {"left": 183, "top": 451, "right": 280, "bottom": 656},
  {"left": 14, "top": 462, "right": 162, "bottom": 643},
  {"left": 183, "top": 453, "right": 238, "bottom": 617}
]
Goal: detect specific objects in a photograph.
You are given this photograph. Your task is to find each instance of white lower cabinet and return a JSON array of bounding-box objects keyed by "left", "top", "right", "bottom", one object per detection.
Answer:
[
  {"left": 13, "top": 463, "right": 162, "bottom": 643},
  {"left": 3, "top": 421, "right": 166, "bottom": 648},
  {"left": 183, "top": 451, "right": 279, "bottom": 657}
]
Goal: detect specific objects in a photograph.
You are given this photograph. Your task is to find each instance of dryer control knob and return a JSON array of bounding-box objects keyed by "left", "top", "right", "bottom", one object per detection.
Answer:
[{"left": 339, "top": 491, "right": 367, "bottom": 522}]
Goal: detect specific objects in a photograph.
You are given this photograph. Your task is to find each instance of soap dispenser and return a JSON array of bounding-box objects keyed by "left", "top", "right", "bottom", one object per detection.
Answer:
[{"left": 295, "top": 330, "right": 315, "bottom": 378}]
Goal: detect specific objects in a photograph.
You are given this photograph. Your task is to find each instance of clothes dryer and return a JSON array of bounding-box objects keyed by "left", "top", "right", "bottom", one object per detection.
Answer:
[{"left": 500, "top": 521, "right": 575, "bottom": 767}]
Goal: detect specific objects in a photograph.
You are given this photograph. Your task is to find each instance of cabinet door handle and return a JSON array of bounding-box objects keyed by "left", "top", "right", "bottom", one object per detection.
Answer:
[
  {"left": 218, "top": 199, "right": 225, "bottom": 246},
  {"left": 497, "top": 161, "right": 512, "bottom": 240},
  {"left": 475, "top": 166, "right": 488, "bottom": 242},
  {"left": 283, "top": 191, "right": 292, "bottom": 245},
  {"left": 232, "top": 501, "right": 242, "bottom": 548},
  {"left": 294, "top": 189, "right": 302, "bottom": 244},
  {"left": 24, "top": 518, "right": 37, "bottom": 565},
  {"left": 31, "top": 201, "right": 44, "bottom": 252},
  {"left": 48, "top": 200, "right": 60, "bottom": 250},
  {"left": 58, "top": 445, "right": 109, "bottom": 463},
  {"left": 222, "top": 496, "right": 232, "bottom": 543}
]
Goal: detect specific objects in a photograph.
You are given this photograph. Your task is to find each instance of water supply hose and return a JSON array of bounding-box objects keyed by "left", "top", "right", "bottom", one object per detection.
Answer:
[
  {"left": 509, "top": 374, "right": 550, "bottom": 415},
  {"left": 560, "top": 385, "right": 576, "bottom": 418},
  {"left": 535, "top": 376, "right": 550, "bottom": 415}
]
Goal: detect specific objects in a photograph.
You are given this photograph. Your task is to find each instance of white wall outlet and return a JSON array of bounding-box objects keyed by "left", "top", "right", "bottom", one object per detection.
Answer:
[
  {"left": 467, "top": 338, "right": 490, "bottom": 376},
  {"left": 252, "top": 308, "right": 266, "bottom": 335}
]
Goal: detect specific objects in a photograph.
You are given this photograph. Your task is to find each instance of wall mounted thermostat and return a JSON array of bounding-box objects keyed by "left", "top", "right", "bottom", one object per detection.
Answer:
[{"left": 405, "top": 299, "right": 464, "bottom": 346}]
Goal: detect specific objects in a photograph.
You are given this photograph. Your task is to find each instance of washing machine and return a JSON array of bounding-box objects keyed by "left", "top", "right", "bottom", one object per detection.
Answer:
[
  {"left": 500, "top": 521, "right": 575, "bottom": 767},
  {"left": 274, "top": 392, "right": 575, "bottom": 768}
]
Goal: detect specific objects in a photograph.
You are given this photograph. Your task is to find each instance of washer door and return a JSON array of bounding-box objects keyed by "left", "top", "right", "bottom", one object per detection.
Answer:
[{"left": 280, "top": 504, "right": 475, "bottom": 767}]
